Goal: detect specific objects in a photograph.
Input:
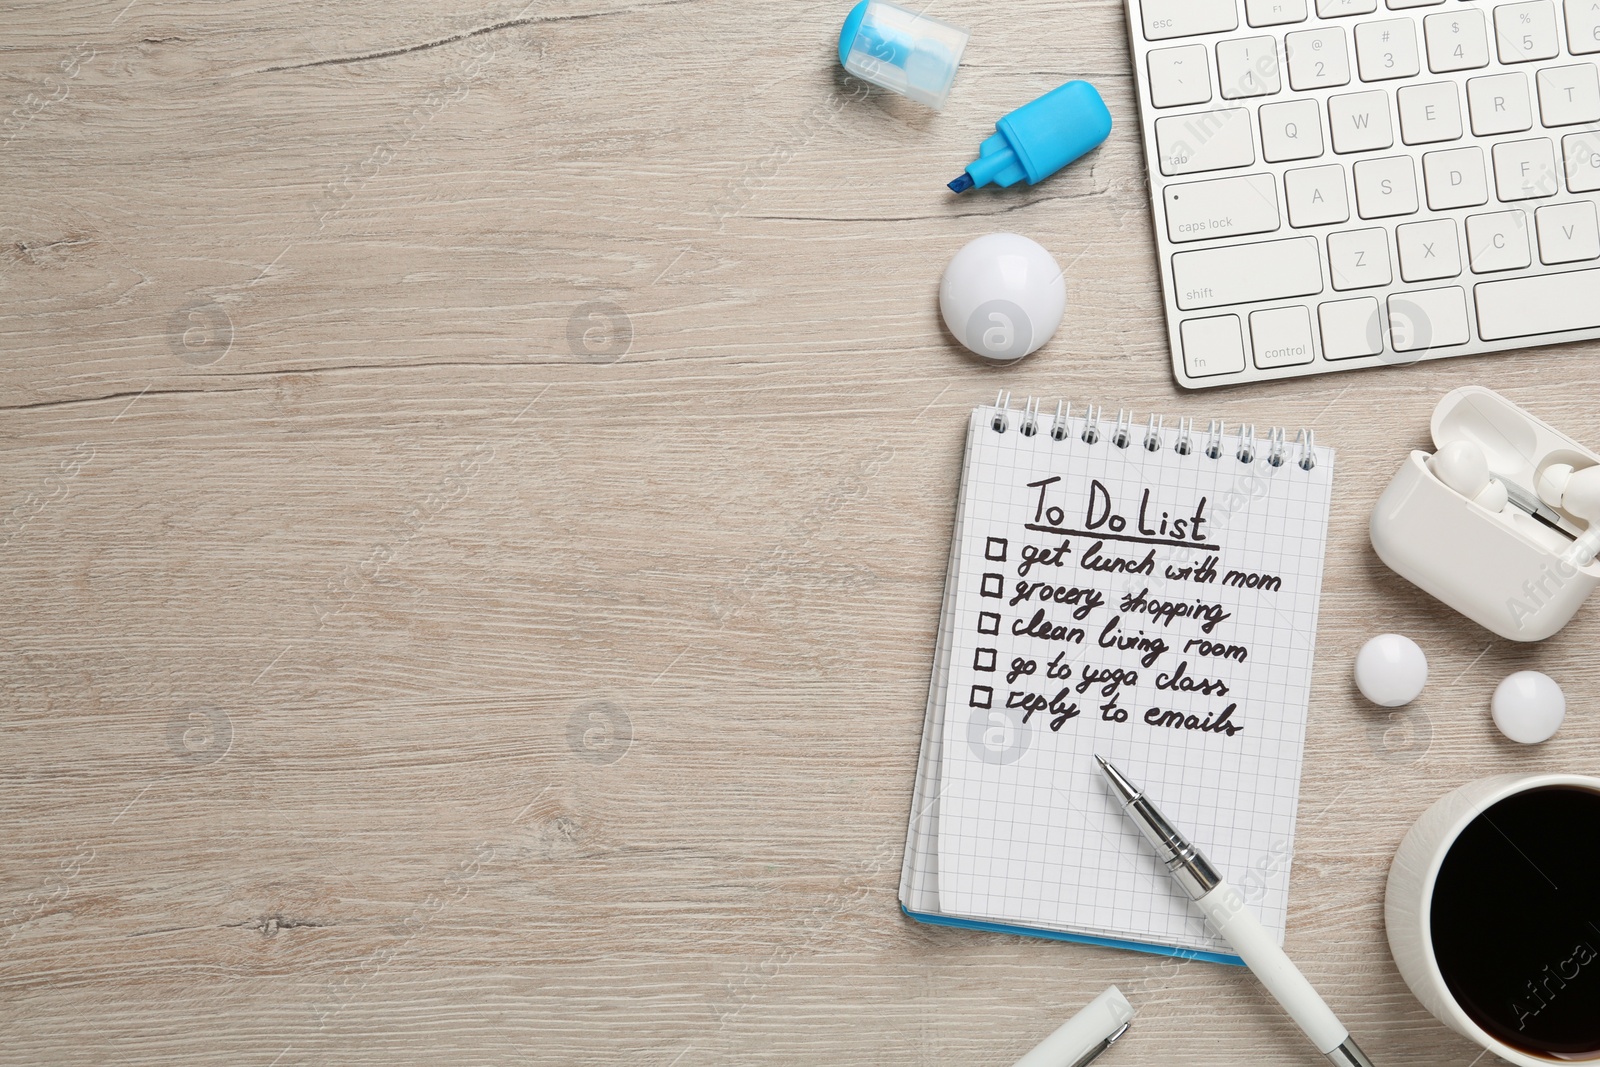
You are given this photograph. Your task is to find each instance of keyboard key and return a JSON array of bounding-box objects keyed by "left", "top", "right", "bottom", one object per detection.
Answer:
[
  {"left": 1389, "top": 287, "right": 1470, "bottom": 349},
  {"left": 1423, "top": 146, "right": 1489, "bottom": 208},
  {"left": 1318, "top": 0, "right": 1377, "bottom": 15},
  {"left": 1536, "top": 201, "right": 1600, "bottom": 263},
  {"left": 1398, "top": 81, "right": 1463, "bottom": 144},
  {"left": 1287, "top": 28, "right": 1352, "bottom": 90},
  {"left": 1143, "top": 0, "right": 1238, "bottom": 40},
  {"left": 1567, "top": 0, "right": 1600, "bottom": 55},
  {"left": 1387, "top": 0, "right": 1446, "bottom": 7},
  {"left": 1354, "top": 155, "right": 1420, "bottom": 217},
  {"left": 1476, "top": 267, "right": 1600, "bottom": 337},
  {"left": 1251, "top": 305, "right": 1317, "bottom": 367},
  {"left": 1536, "top": 64, "right": 1600, "bottom": 126},
  {"left": 1261, "top": 99, "right": 1326, "bottom": 160},
  {"left": 1398, "top": 218, "right": 1462, "bottom": 280},
  {"left": 1467, "top": 72, "right": 1533, "bottom": 135},
  {"left": 1155, "top": 109, "right": 1257, "bottom": 175},
  {"left": 1328, "top": 227, "right": 1394, "bottom": 288},
  {"left": 1319, "top": 297, "right": 1384, "bottom": 359},
  {"left": 1149, "top": 45, "right": 1214, "bottom": 107},
  {"left": 1356, "top": 19, "right": 1421, "bottom": 81},
  {"left": 1563, "top": 131, "right": 1600, "bottom": 190},
  {"left": 1493, "top": 137, "right": 1561, "bottom": 200},
  {"left": 1425, "top": 9, "right": 1491, "bottom": 72},
  {"left": 1218, "top": 36, "right": 1283, "bottom": 99},
  {"left": 1495, "top": 2, "right": 1561, "bottom": 63},
  {"left": 1286, "top": 164, "right": 1352, "bottom": 226},
  {"left": 1164, "top": 173, "right": 1283, "bottom": 242},
  {"left": 1466, "top": 210, "right": 1533, "bottom": 271},
  {"left": 1330, "top": 90, "right": 1395, "bottom": 151},
  {"left": 1247, "top": 0, "right": 1309, "bottom": 26},
  {"left": 1171, "top": 236, "right": 1324, "bottom": 310},
  {"left": 1180, "top": 315, "right": 1248, "bottom": 377}
]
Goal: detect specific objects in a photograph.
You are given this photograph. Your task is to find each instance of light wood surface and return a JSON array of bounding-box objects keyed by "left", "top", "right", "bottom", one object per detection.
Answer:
[{"left": 4, "top": 2, "right": 1599, "bottom": 1064}]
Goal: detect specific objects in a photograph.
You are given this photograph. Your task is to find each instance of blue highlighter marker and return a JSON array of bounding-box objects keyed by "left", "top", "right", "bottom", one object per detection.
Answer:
[{"left": 949, "top": 81, "right": 1113, "bottom": 193}]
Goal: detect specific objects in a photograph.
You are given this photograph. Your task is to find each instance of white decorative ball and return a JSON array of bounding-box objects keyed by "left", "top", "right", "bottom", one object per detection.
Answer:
[
  {"left": 1491, "top": 671, "right": 1566, "bottom": 745},
  {"left": 939, "top": 233, "right": 1066, "bottom": 362},
  {"left": 1354, "top": 634, "right": 1429, "bottom": 708}
]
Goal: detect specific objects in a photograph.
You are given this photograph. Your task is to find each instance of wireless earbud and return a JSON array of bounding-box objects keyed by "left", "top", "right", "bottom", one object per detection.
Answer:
[
  {"left": 1429, "top": 440, "right": 1509, "bottom": 513},
  {"left": 1538, "top": 462, "right": 1600, "bottom": 566},
  {"left": 1536, "top": 463, "right": 1600, "bottom": 520}
]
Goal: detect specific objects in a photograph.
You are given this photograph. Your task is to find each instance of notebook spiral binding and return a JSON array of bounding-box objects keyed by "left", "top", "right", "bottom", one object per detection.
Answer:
[{"left": 987, "top": 391, "right": 1318, "bottom": 472}]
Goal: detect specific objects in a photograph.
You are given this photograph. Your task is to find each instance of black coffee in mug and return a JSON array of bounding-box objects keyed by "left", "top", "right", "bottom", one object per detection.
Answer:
[{"left": 1431, "top": 786, "right": 1600, "bottom": 1059}]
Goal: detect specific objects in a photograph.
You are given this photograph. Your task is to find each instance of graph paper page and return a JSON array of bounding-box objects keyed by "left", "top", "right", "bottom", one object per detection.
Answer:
[
  {"left": 898, "top": 417, "right": 978, "bottom": 914},
  {"left": 936, "top": 405, "right": 1335, "bottom": 955}
]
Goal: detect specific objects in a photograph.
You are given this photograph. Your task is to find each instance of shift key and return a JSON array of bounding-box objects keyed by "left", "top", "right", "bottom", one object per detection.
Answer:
[{"left": 1172, "top": 236, "right": 1325, "bottom": 310}]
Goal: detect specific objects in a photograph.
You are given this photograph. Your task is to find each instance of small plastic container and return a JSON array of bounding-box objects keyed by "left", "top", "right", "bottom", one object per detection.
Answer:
[{"left": 838, "top": 1, "right": 969, "bottom": 111}]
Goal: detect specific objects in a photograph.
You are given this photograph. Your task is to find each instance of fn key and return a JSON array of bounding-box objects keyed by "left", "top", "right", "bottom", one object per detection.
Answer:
[{"left": 1181, "top": 315, "right": 1247, "bottom": 378}]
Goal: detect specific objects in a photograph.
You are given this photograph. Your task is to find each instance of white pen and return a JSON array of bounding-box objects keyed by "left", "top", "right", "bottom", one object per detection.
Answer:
[{"left": 1095, "top": 756, "right": 1376, "bottom": 1067}]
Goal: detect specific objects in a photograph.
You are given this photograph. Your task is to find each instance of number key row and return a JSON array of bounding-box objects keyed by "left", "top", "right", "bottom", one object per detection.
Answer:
[{"left": 1152, "top": 34, "right": 1600, "bottom": 114}]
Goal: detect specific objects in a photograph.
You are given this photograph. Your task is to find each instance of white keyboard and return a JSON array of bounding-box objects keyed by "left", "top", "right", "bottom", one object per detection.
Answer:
[{"left": 1126, "top": 0, "right": 1600, "bottom": 389}]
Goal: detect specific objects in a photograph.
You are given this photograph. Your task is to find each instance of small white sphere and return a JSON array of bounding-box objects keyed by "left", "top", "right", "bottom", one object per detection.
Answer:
[
  {"left": 939, "top": 233, "right": 1066, "bottom": 362},
  {"left": 1354, "top": 634, "right": 1429, "bottom": 707},
  {"left": 1491, "top": 671, "right": 1566, "bottom": 745}
]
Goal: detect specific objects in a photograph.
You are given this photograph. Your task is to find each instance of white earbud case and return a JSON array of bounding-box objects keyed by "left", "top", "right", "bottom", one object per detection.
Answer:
[{"left": 1370, "top": 387, "right": 1600, "bottom": 642}]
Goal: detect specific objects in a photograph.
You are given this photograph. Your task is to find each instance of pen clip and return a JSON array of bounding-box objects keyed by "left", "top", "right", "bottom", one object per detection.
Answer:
[{"left": 1066, "top": 1020, "right": 1130, "bottom": 1067}]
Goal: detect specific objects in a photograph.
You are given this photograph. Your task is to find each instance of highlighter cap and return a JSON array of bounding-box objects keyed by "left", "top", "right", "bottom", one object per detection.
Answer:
[
  {"left": 997, "top": 80, "right": 1113, "bottom": 184},
  {"left": 838, "top": 1, "right": 969, "bottom": 110}
]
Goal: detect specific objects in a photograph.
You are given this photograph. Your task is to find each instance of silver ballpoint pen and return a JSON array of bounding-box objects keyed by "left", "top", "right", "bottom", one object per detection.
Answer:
[{"left": 1096, "top": 755, "right": 1376, "bottom": 1067}]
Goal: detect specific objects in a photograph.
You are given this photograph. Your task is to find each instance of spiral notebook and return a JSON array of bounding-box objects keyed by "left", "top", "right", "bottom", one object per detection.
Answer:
[{"left": 899, "top": 397, "right": 1336, "bottom": 965}]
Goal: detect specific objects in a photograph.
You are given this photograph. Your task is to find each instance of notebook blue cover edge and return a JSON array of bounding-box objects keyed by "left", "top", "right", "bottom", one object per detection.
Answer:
[{"left": 900, "top": 904, "right": 1246, "bottom": 967}]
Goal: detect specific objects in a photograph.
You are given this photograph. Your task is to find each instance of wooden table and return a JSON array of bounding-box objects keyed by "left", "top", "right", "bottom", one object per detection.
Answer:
[{"left": 4, "top": 1, "right": 1597, "bottom": 1063}]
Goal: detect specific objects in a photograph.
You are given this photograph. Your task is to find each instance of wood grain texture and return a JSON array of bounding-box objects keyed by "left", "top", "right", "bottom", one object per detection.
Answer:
[{"left": 3, "top": 1, "right": 1598, "bottom": 1064}]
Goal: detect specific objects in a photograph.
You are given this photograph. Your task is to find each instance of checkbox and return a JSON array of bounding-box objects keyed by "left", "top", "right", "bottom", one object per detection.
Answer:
[
  {"left": 969, "top": 685, "right": 993, "bottom": 709},
  {"left": 974, "top": 648, "right": 997, "bottom": 672},
  {"left": 980, "top": 573, "right": 1004, "bottom": 598},
  {"left": 985, "top": 537, "right": 1008, "bottom": 562},
  {"left": 977, "top": 611, "right": 1001, "bottom": 635}
]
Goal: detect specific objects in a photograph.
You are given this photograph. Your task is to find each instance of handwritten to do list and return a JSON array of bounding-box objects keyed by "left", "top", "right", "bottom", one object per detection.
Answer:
[{"left": 901, "top": 402, "right": 1335, "bottom": 959}]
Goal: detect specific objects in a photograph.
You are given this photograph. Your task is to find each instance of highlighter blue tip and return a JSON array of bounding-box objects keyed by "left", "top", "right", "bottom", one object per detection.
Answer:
[{"left": 947, "top": 173, "right": 975, "bottom": 194}]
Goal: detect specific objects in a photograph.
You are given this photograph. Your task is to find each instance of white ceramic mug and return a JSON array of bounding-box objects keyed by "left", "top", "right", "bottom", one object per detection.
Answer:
[{"left": 1385, "top": 773, "right": 1600, "bottom": 1066}]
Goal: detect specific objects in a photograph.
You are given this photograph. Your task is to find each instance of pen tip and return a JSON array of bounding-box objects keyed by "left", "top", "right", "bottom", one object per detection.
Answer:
[
  {"left": 1095, "top": 756, "right": 1140, "bottom": 803},
  {"left": 947, "top": 173, "right": 975, "bottom": 194}
]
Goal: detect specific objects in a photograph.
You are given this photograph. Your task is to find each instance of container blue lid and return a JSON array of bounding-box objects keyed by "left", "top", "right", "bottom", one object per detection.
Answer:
[{"left": 838, "top": 0, "right": 869, "bottom": 66}]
